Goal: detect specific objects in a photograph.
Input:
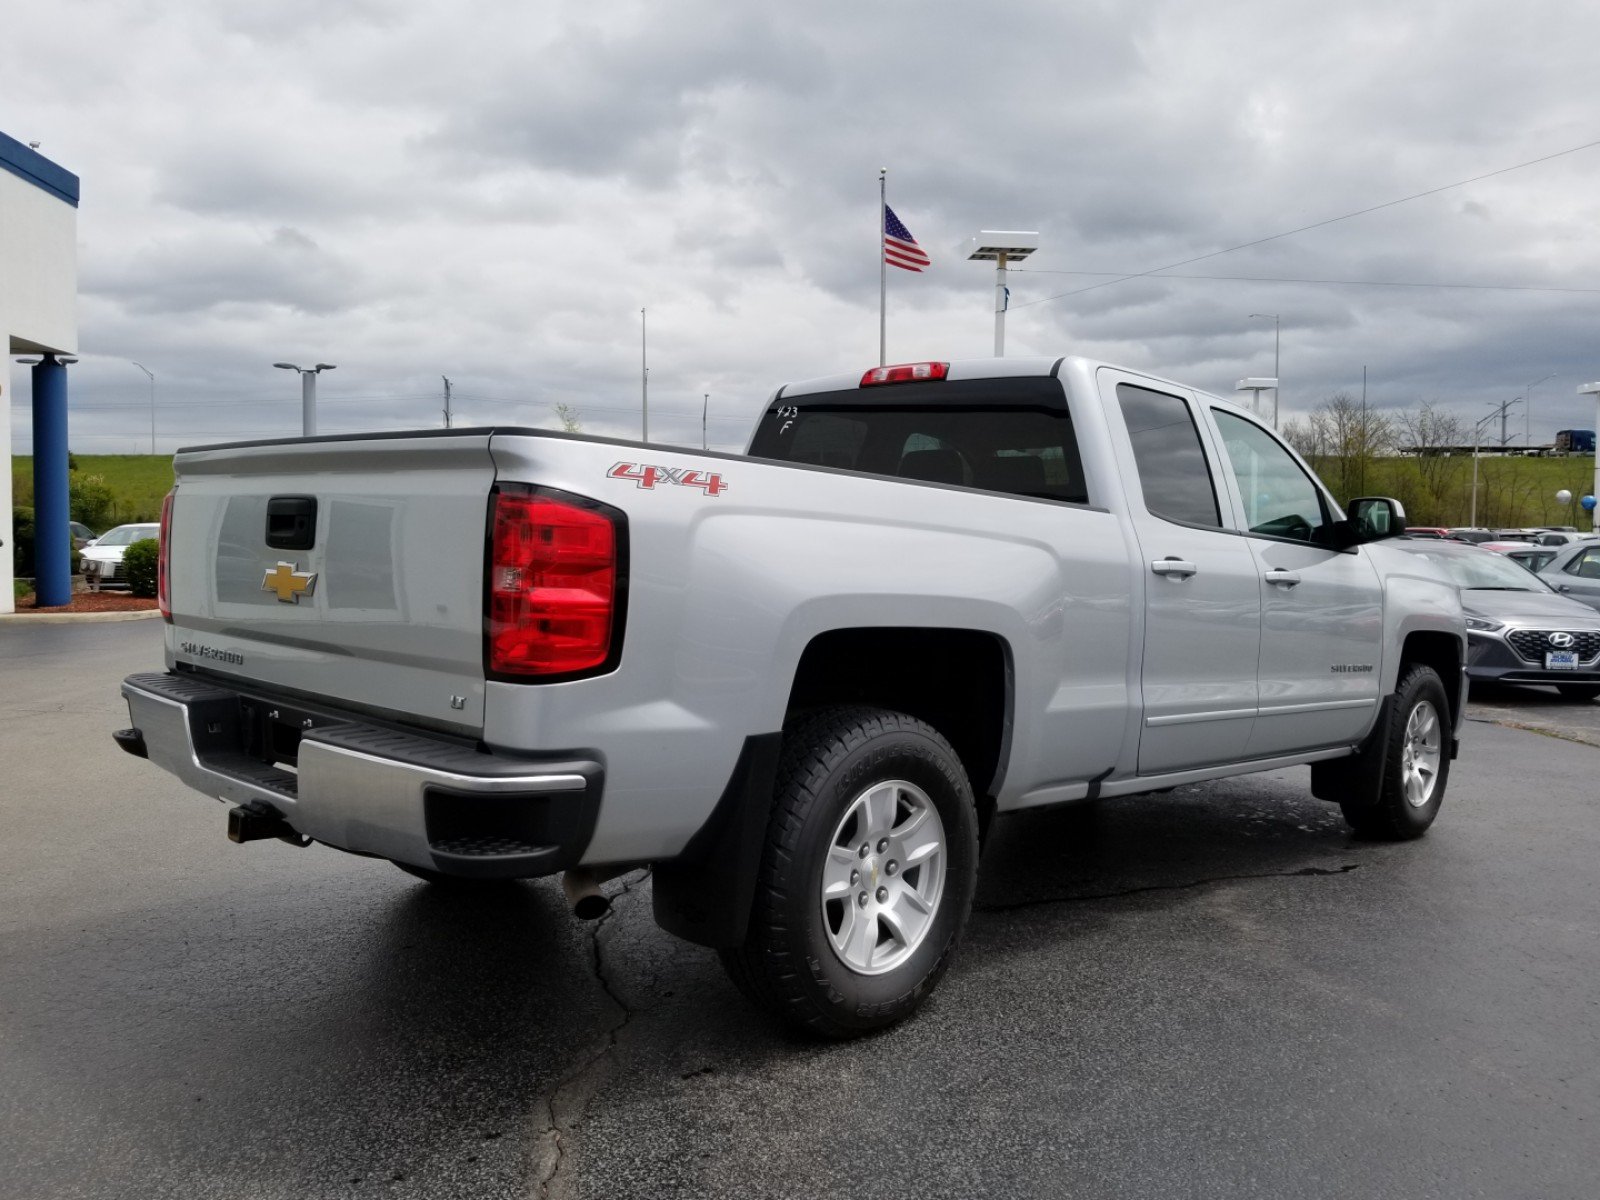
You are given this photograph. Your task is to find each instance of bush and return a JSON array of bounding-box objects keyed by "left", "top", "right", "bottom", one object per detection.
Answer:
[
  {"left": 10, "top": 506, "right": 81, "bottom": 578},
  {"left": 123, "top": 537, "right": 160, "bottom": 598},
  {"left": 11, "top": 506, "right": 35, "bottom": 576},
  {"left": 70, "top": 472, "right": 115, "bottom": 528}
]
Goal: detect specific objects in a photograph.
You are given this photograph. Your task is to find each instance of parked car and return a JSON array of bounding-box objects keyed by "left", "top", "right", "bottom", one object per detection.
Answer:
[
  {"left": 1532, "top": 531, "right": 1597, "bottom": 547},
  {"left": 1504, "top": 547, "right": 1560, "bottom": 574},
  {"left": 69, "top": 521, "right": 96, "bottom": 551},
  {"left": 1394, "top": 541, "right": 1600, "bottom": 701},
  {"left": 1447, "top": 528, "right": 1497, "bottom": 544},
  {"left": 79, "top": 522, "right": 160, "bottom": 588},
  {"left": 1537, "top": 541, "right": 1600, "bottom": 614},
  {"left": 1403, "top": 526, "right": 1454, "bottom": 539}
]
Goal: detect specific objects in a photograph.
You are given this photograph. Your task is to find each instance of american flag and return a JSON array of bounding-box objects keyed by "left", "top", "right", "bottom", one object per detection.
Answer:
[{"left": 884, "top": 206, "right": 931, "bottom": 273}]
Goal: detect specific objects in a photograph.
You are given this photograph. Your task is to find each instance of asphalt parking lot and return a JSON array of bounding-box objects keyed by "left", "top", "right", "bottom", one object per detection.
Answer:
[{"left": 3, "top": 620, "right": 1598, "bottom": 1199}]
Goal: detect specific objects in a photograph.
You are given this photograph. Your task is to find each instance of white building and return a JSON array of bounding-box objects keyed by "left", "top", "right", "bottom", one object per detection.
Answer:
[{"left": 1, "top": 132, "right": 79, "bottom": 613}]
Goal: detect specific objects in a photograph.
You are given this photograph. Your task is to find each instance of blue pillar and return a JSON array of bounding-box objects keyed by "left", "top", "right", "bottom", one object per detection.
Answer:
[{"left": 31, "top": 356, "right": 71, "bottom": 607}]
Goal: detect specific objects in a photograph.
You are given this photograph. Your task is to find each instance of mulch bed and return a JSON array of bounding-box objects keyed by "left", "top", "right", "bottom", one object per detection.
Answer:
[{"left": 16, "top": 591, "right": 159, "bottom": 614}]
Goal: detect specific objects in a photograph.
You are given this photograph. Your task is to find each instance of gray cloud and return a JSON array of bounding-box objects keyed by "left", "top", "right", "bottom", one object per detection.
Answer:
[{"left": 6, "top": 0, "right": 1600, "bottom": 460}]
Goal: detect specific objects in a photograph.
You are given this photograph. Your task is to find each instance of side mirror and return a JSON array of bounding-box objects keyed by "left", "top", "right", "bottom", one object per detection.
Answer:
[{"left": 1336, "top": 497, "right": 1408, "bottom": 548}]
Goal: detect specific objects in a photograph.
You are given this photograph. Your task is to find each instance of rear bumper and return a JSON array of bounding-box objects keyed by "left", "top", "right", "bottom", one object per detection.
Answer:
[{"left": 119, "top": 671, "right": 603, "bottom": 878}]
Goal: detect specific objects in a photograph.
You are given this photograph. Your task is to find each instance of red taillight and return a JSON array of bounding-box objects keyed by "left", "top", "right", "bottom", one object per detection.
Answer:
[
  {"left": 860, "top": 361, "right": 949, "bottom": 386},
  {"left": 157, "top": 490, "right": 174, "bottom": 623},
  {"left": 488, "top": 491, "right": 619, "bottom": 677}
]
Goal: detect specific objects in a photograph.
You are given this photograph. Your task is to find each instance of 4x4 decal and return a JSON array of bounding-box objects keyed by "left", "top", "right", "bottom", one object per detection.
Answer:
[{"left": 608, "top": 462, "right": 729, "bottom": 496}]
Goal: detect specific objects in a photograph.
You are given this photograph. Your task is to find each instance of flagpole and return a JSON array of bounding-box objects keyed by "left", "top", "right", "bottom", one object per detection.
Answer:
[{"left": 879, "top": 168, "right": 887, "bottom": 366}]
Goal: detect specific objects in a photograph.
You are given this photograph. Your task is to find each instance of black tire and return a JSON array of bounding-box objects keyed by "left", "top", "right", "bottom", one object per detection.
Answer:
[
  {"left": 1340, "top": 664, "right": 1451, "bottom": 840},
  {"left": 1556, "top": 683, "right": 1600, "bottom": 702},
  {"left": 719, "top": 706, "right": 979, "bottom": 1039}
]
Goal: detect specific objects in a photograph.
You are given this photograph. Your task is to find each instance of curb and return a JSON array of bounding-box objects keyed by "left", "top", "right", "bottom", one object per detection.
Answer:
[{"left": 0, "top": 609, "right": 162, "bottom": 625}]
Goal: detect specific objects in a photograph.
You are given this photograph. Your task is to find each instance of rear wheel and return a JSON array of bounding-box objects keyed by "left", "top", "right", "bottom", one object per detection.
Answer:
[
  {"left": 1556, "top": 683, "right": 1600, "bottom": 702},
  {"left": 719, "top": 706, "right": 979, "bottom": 1039},
  {"left": 1340, "top": 665, "right": 1451, "bottom": 840}
]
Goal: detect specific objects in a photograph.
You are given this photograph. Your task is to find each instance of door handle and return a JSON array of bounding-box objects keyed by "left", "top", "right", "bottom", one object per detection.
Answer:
[
  {"left": 1150, "top": 558, "right": 1198, "bottom": 578},
  {"left": 1264, "top": 569, "right": 1302, "bottom": 587},
  {"left": 1559, "top": 584, "right": 1572, "bottom": 592}
]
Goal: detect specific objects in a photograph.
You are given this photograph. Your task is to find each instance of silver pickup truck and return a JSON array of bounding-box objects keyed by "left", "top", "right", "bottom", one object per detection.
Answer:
[{"left": 117, "top": 355, "right": 1466, "bottom": 1037}]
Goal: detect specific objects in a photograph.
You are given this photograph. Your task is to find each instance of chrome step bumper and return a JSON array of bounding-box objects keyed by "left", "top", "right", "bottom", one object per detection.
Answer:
[{"left": 119, "top": 671, "right": 603, "bottom": 878}]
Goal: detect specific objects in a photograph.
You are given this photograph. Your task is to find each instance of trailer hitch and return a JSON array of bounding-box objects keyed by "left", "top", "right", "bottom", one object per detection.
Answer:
[{"left": 226, "top": 802, "right": 310, "bottom": 848}]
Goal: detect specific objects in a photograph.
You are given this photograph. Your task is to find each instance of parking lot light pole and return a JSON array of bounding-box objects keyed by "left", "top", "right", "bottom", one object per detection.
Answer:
[
  {"left": 966, "top": 231, "right": 1040, "bottom": 356},
  {"left": 1235, "top": 377, "right": 1277, "bottom": 421},
  {"left": 1579, "top": 383, "right": 1600, "bottom": 531},
  {"left": 273, "top": 362, "right": 336, "bottom": 437},
  {"left": 1249, "top": 314, "right": 1280, "bottom": 426},
  {"left": 131, "top": 361, "right": 155, "bottom": 454}
]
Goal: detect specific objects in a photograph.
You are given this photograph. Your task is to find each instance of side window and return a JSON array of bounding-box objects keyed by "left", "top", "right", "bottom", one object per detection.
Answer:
[
  {"left": 1568, "top": 548, "right": 1600, "bottom": 579},
  {"left": 1211, "top": 410, "right": 1329, "bottom": 542},
  {"left": 1116, "top": 384, "right": 1221, "bottom": 527}
]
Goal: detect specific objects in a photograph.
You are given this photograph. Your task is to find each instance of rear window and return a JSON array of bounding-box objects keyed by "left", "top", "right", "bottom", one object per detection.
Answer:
[{"left": 747, "top": 377, "right": 1089, "bottom": 504}]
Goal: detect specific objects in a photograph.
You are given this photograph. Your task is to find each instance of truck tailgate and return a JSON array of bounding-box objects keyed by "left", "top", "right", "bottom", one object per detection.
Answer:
[{"left": 166, "top": 433, "right": 496, "bottom": 734}]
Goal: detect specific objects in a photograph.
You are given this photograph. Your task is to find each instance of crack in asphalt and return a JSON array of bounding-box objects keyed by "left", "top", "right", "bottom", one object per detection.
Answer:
[
  {"left": 534, "top": 869, "right": 648, "bottom": 1200},
  {"left": 974, "top": 863, "right": 1362, "bottom": 913}
]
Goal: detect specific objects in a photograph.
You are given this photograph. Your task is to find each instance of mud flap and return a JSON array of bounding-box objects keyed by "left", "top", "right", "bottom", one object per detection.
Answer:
[
  {"left": 651, "top": 732, "right": 783, "bottom": 949},
  {"left": 1310, "top": 694, "right": 1395, "bottom": 807}
]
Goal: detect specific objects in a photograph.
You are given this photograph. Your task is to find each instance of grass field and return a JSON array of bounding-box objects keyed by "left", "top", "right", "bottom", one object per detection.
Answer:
[
  {"left": 12, "top": 455, "right": 175, "bottom": 527},
  {"left": 9, "top": 450, "right": 1599, "bottom": 533}
]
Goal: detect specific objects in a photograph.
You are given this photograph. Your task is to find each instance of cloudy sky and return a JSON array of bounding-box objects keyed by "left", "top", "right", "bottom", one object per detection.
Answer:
[{"left": 7, "top": 0, "right": 1600, "bottom": 455}]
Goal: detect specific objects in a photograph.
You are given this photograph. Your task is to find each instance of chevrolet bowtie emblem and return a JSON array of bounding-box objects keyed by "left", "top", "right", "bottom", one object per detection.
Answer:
[{"left": 262, "top": 561, "right": 317, "bottom": 604}]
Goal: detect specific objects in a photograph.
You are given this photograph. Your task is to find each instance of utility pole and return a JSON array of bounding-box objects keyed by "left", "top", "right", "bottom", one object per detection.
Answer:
[
  {"left": 702, "top": 392, "right": 709, "bottom": 450},
  {"left": 1486, "top": 396, "right": 1522, "bottom": 448},
  {"left": 442, "top": 376, "right": 452, "bottom": 429},
  {"left": 640, "top": 308, "right": 649, "bottom": 443}
]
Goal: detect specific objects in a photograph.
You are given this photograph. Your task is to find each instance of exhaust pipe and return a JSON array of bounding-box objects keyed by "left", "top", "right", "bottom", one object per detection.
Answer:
[{"left": 561, "top": 866, "right": 631, "bottom": 920}]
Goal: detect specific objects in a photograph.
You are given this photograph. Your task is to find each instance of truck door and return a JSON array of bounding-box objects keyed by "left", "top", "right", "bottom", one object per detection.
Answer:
[
  {"left": 1109, "top": 378, "right": 1263, "bottom": 774},
  {"left": 1204, "top": 407, "right": 1385, "bottom": 758}
]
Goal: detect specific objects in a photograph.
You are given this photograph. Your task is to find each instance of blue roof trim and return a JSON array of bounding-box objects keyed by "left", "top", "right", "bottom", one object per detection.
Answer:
[{"left": 0, "top": 131, "right": 79, "bottom": 207}]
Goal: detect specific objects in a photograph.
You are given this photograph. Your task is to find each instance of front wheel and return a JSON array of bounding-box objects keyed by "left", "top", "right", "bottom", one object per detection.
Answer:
[
  {"left": 719, "top": 706, "right": 979, "bottom": 1038},
  {"left": 1340, "top": 665, "right": 1451, "bottom": 840}
]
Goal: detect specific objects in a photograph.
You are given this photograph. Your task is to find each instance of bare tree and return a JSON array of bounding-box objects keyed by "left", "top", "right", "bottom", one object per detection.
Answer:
[
  {"left": 554, "top": 403, "right": 583, "bottom": 434},
  {"left": 1396, "top": 402, "right": 1465, "bottom": 525},
  {"left": 1309, "top": 392, "right": 1392, "bottom": 502}
]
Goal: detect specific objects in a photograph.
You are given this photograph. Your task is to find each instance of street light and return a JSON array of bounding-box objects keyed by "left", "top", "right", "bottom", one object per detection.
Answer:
[
  {"left": 1469, "top": 412, "right": 1495, "bottom": 527},
  {"left": 131, "top": 361, "right": 155, "bottom": 454},
  {"left": 966, "top": 231, "right": 1040, "bottom": 356},
  {"left": 1249, "top": 313, "right": 1280, "bottom": 427},
  {"left": 273, "top": 362, "right": 336, "bottom": 436},
  {"left": 1524, "top": 371, "right": 1556, "bottom": 446},
  {"left": 1235, "top": 377, "right": 1277, "bottom": 420},
  {"left": 1579, "top": 382, "right": 1600, "bottom": 532}
]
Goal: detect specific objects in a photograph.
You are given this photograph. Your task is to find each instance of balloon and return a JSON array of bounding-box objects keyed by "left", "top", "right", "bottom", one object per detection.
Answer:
[
  {"left": 1556, "top": 489, "right": 1573, "bottom": 505},
  {"left": 1583, "top": 495, "right": 1598, "bottom": 512}
]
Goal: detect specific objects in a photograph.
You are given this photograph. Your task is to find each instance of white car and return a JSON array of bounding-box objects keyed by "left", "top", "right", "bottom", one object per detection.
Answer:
[{"left": 80, "top": 522, "right": 160, "bottom": 588}]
